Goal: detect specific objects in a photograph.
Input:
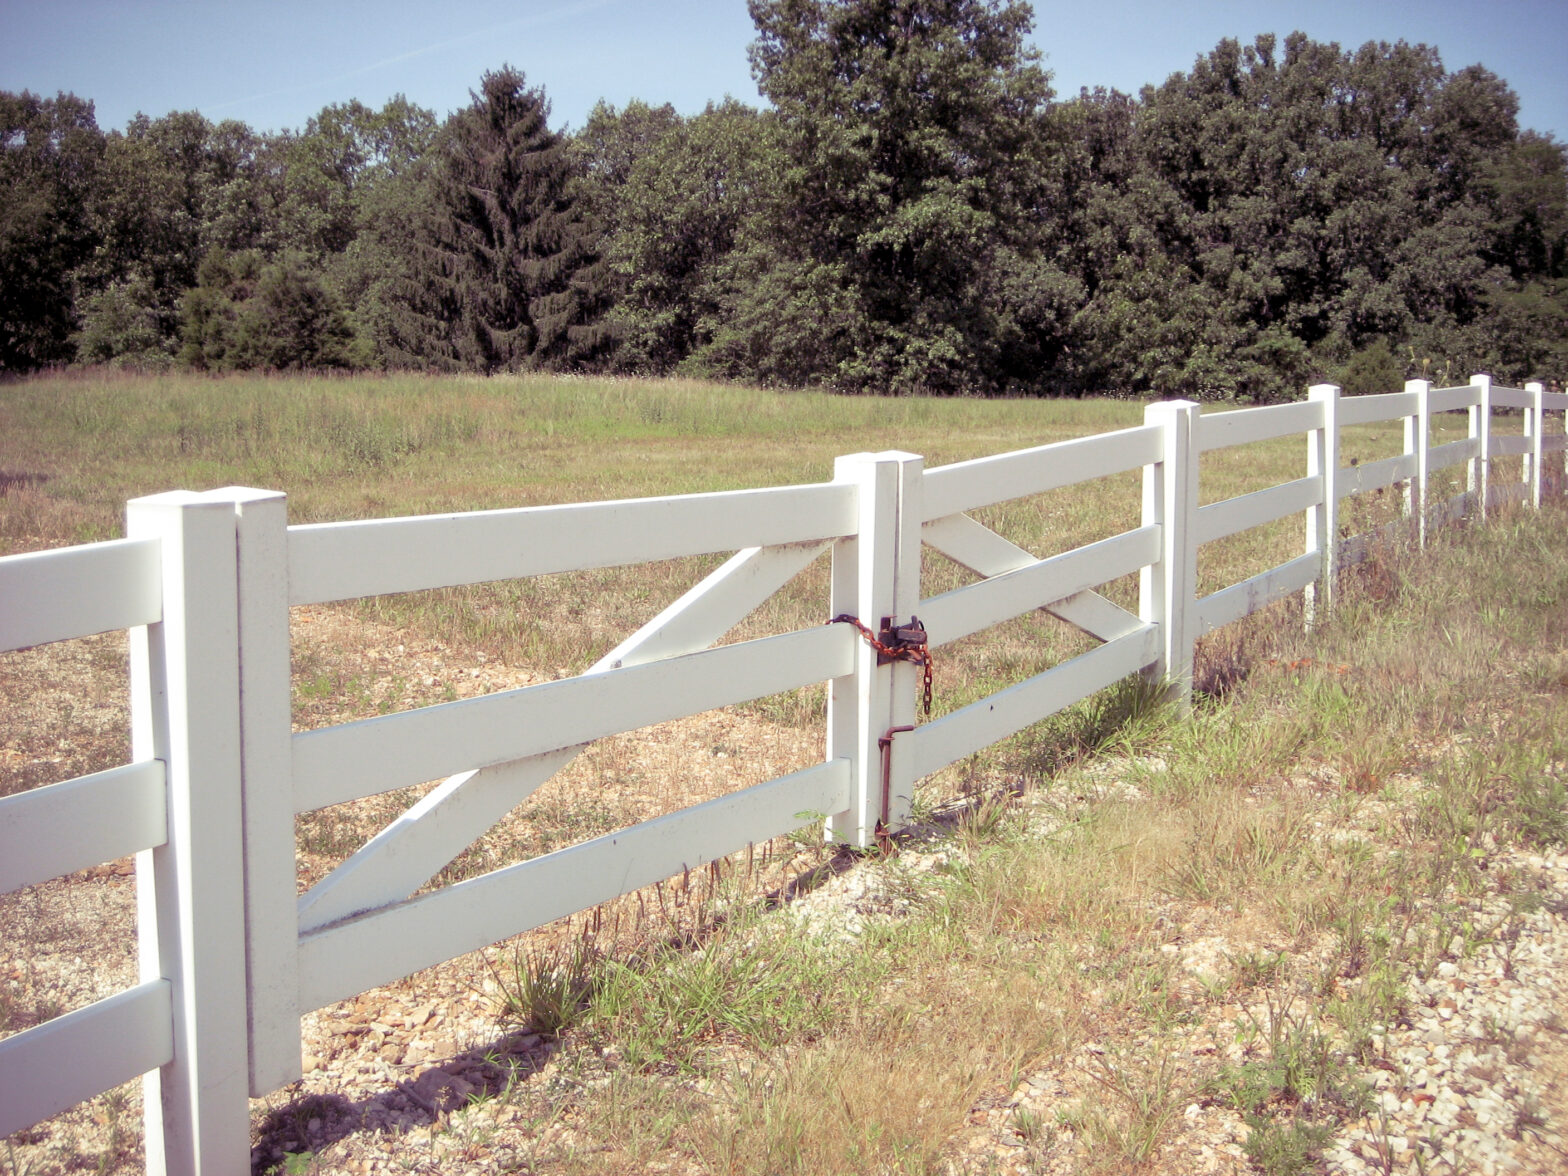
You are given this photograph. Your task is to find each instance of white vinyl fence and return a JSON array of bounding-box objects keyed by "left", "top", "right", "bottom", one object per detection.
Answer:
[{"left": 2, "top": 377, "right": 1564, "bottom": 1174}]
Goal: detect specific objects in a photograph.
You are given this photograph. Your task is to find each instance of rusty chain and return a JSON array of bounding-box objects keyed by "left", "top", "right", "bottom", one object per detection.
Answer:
[{"left": 829, "top": 613, "right": 934, "bottom": 716}]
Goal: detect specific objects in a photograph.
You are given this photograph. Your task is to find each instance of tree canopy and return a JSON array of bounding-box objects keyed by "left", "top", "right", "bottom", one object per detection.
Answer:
[{"left": 1, "top": 3, "right": 1562, "bottom": 398}]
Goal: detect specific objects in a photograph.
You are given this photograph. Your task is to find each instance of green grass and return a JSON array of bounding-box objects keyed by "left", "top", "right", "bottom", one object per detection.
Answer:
[{"left": 451, "top": 496, "right": 1568, "bottom": 1173}]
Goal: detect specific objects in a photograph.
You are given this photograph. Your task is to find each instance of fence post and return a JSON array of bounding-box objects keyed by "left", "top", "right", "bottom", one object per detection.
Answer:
[
  {"left": 1305, "top": 383, "right": 1341, "bottom": 627},
  {"left": 1140, "top": 400, "right": 1199, "bottom": 713},
  {"left": 827, "top": 451, "right": 923, "bottom": 846},
  {"left": 127, "top": 491, "right": 252, "bottom": 1176},
  {"left": 1405, "top": 379, "right": 1432, "bottom": 547},
  {"left": 1469, "top": 373, "right": 1493, "bottom": 521},
  {"left": 1525, "top": 381, "right": 1546, "bottom": 509},
  {"left": 225, "top": 489, "right": 302, "bottom": 1095}
]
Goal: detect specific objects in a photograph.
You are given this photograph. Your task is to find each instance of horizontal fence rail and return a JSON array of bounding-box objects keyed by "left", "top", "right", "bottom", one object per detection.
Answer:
[
  {"left": 291, "top": 624, "right": 856, "bottom": 811},
  {"left": 2, "top": 373, "right": 1564, "bottom": 1175},
  {"left": 288, "top": 481, "right": 857, "bottom": 604},
  {"left": 0, "top": 537, "right": 161, "bottom": 651}
]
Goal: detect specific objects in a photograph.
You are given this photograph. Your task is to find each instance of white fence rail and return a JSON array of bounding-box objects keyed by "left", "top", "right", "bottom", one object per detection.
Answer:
[{"left": 3, "top": 376, "right": 1565, "bottom": 1174}]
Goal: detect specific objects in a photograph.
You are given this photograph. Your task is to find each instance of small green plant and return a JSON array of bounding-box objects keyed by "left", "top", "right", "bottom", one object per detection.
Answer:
[
  {"left": 1010, "top": 1104, "right": 1051, "bottom": 1145},
  {"left": 1212, "top": 987, "right": 1371, "bottom": 1175},
  {"left": 1076, "top": 1047, "right": 1188, "bottom": 1166},
  {"left": 489, "top": 932, "right": 602, "bottom": 1036}
]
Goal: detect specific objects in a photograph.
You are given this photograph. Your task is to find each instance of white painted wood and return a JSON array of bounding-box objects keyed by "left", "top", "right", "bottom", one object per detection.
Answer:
[
  {"left": 1490, "top": 434, "right": 1531, "bottom": 459},
  {"left": 1526, "top": 383, "right": 1545, "bottom": 508},
  {"left": 1337, "top": 454, "right": 1417, "bottom": 500},
  {"left": 1141, "top": 401, "right": 1200, "bottom": 710},
  {"left": 1469, "top": 374, "right": 1493, "bottom": 522},
  {"left": 294, "top": 623, "right": 856, "bottom": 812},
  {"left": 225, "top": 489, "right": 302, "bottom": 1095},
  {"left": 825, "top": 452, "right": 922, "bottom": 845},
  {"left": 1338, "top": 516, "right": 1410, "bottom": 567},
  {"left": 1544, "top": 391, "right": 1568, "bottom": 411},
  {"left": 126, "top": 490, "right": 252, "bottom": 1176},
  {"left": 883, "top": 455, "right": 925, "bottom": 833},
  {"left": 287, "top": 481, "right": 854, "bottom": 605},
  {"left": 1043, "top": 590, "right": 1149, "bottom": 644},
  {"left": 1195, "top": 552, "right": 1320, "bottom": 633},
  {"left": 1429, "top": 437, "right": 1481, "bottom": 473},
  {"left": 1429, "top": 384, "right": 1481, "bottom": 413},
  {"left": 1196, "top": 399, "right": 1323, "bottom": 453},
  {"left": 296, "top": 542, "right": 826, "bottom": 934},
  {"left": 1432, "top": 491, "right": 1471, "bottom": 527},
  {"left": 298, "top": 749, "right": 575, "bottom": 934},
  {"left": 1338, "top": 391, "right": 1419, "bottom": 427},
  {"left": 918, "top": 526, "right": 1159, "bottom": 649},
  {"left": 1196, "top": 476, "right": 1322, "bottom": 546},
  {"left": 921, "top": 512, "right": 1035, "bottom": 575},
  {"left": 0, "top": 760, "right": 166, "bottom": 892},
  {"left": 921, "top": 513, "right": 1143, "bottom": 642},
  {"left": 297, "top": 758, "right": 852, "bottom": 1011},
  {"left": 1544, "top": 435, "right": 1568, "bottom": 454},
  {"left": 921, "top": 425, "right": 1161, "bottom": 520},
  {"left": 1305, "top": 384, "right": 1341, "bottom": 626},
  {"left": 905, "top": 624, "right": 1160, "bottom": 779},
  {"left": 826, "top": 464, "right": 867, "bottom": 849},
  {"left": 1406, "top": 380, "right": 1432, "bottom": 547},
  {"left": 0, "top": 537, "right": 160, "bottom": 652},
  {"left": 1489, "top": 386, "right": 1534, "bottom": 410},
  {"left": 0, "top": 979, "right": 174, "bottom": 1138},
  {"left": 597, "top": 542, "right": 827, "bottom": 669}
]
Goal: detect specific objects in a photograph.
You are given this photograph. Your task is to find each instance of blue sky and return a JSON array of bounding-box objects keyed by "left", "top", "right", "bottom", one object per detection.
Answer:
[{"left": 2, "top": 1, "right": 1565, "bottom": 141}]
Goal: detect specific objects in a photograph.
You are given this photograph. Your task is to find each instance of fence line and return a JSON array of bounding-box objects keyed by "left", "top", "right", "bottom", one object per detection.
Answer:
[{"left": 2, "top": 376, "right": 1565, "bottom": 1174}]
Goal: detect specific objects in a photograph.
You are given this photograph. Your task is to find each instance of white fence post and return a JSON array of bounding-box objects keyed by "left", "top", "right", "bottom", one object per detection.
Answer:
[
  {"left": 1140, "top": 401, "right": 1199, "bottom": 712},
  {"left": 1305, "top": 383, "right": 1340, "bottom": 627},
  {"left": 1469, "top": 373, "right": 1493, "bottom": 521},
  {"left": 1526, "top": 381, "right": 1546, "bottom": 508},
  {"left": 1406, "top": 379, "right": 1432, "bottom": 547},
  {"left": 126, "top": 491, "right": 252, "bottom": 1176},
  {"left": 225, "top": 489, "right": 302, "bottom": 1095},
  {"left": 827, "top": 450, "right": 922, "bottom": 846}
]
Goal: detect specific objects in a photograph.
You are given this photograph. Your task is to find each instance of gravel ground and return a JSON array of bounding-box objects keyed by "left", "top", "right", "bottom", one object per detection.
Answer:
[{"left": 6, "top": 785, "right": 1568, "bottom": 1176}]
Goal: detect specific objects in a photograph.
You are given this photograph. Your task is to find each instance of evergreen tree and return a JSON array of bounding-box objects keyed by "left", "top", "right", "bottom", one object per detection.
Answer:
[{"left": 422, "top": 66, "right": 593, "bottom": 372}]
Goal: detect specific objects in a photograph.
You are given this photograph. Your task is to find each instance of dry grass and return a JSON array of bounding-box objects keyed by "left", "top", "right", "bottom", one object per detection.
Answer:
[{"left": 2, "top": 370, "right": 1561, "bottom": 1175}]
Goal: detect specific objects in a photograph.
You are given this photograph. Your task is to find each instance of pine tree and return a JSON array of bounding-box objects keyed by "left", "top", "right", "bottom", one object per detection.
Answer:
[{"left": 424, "top": 67, "right": 590, "bottom": 372}]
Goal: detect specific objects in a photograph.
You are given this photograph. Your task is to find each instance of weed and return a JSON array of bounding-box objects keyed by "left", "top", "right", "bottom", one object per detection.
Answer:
[
  {"left": 1077, "top": 1046, "right": 1189, "bottom": 1166},
  {"left": 1212, "top": 987, "right": 1371, "bottom": 1175},
  {"left": 489, "top": 933, "right": 602, "bottom": 1036}
]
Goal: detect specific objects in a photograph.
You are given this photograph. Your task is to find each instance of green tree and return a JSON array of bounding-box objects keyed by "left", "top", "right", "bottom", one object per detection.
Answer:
[
  {"left": 1067, "top": 33, "right": 1551, "bottom": 399},
  {"left": 178, "top": 248, "right": 352, "bottom": 370},
  {"left": 418, "top": 66, "right": 595, "bottom": 372},
  {"left": 178, "top": 248, "right": 261, "bottom": 369},
  {"left": 0, "top": 90, "right": 103, "bottom": 370},
  {"left": 600, "top": 100, "right": 780, "bottom": 373},
  {"left": 563, "top": 99, "right": 684, "bottom": 367},
  {"left": 737, "top": 0, "right": 1058, "bottom": 394}
]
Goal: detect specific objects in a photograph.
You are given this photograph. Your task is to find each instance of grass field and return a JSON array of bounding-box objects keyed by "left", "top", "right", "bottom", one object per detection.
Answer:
[{"left": 2, "top": 368, "right": 1556, "bottom": 1176}]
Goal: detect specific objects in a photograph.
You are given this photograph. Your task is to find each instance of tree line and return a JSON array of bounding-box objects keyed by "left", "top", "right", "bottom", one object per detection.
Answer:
[{"left": 3, "top": 0, "right": 1564, "bottom": 400}]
